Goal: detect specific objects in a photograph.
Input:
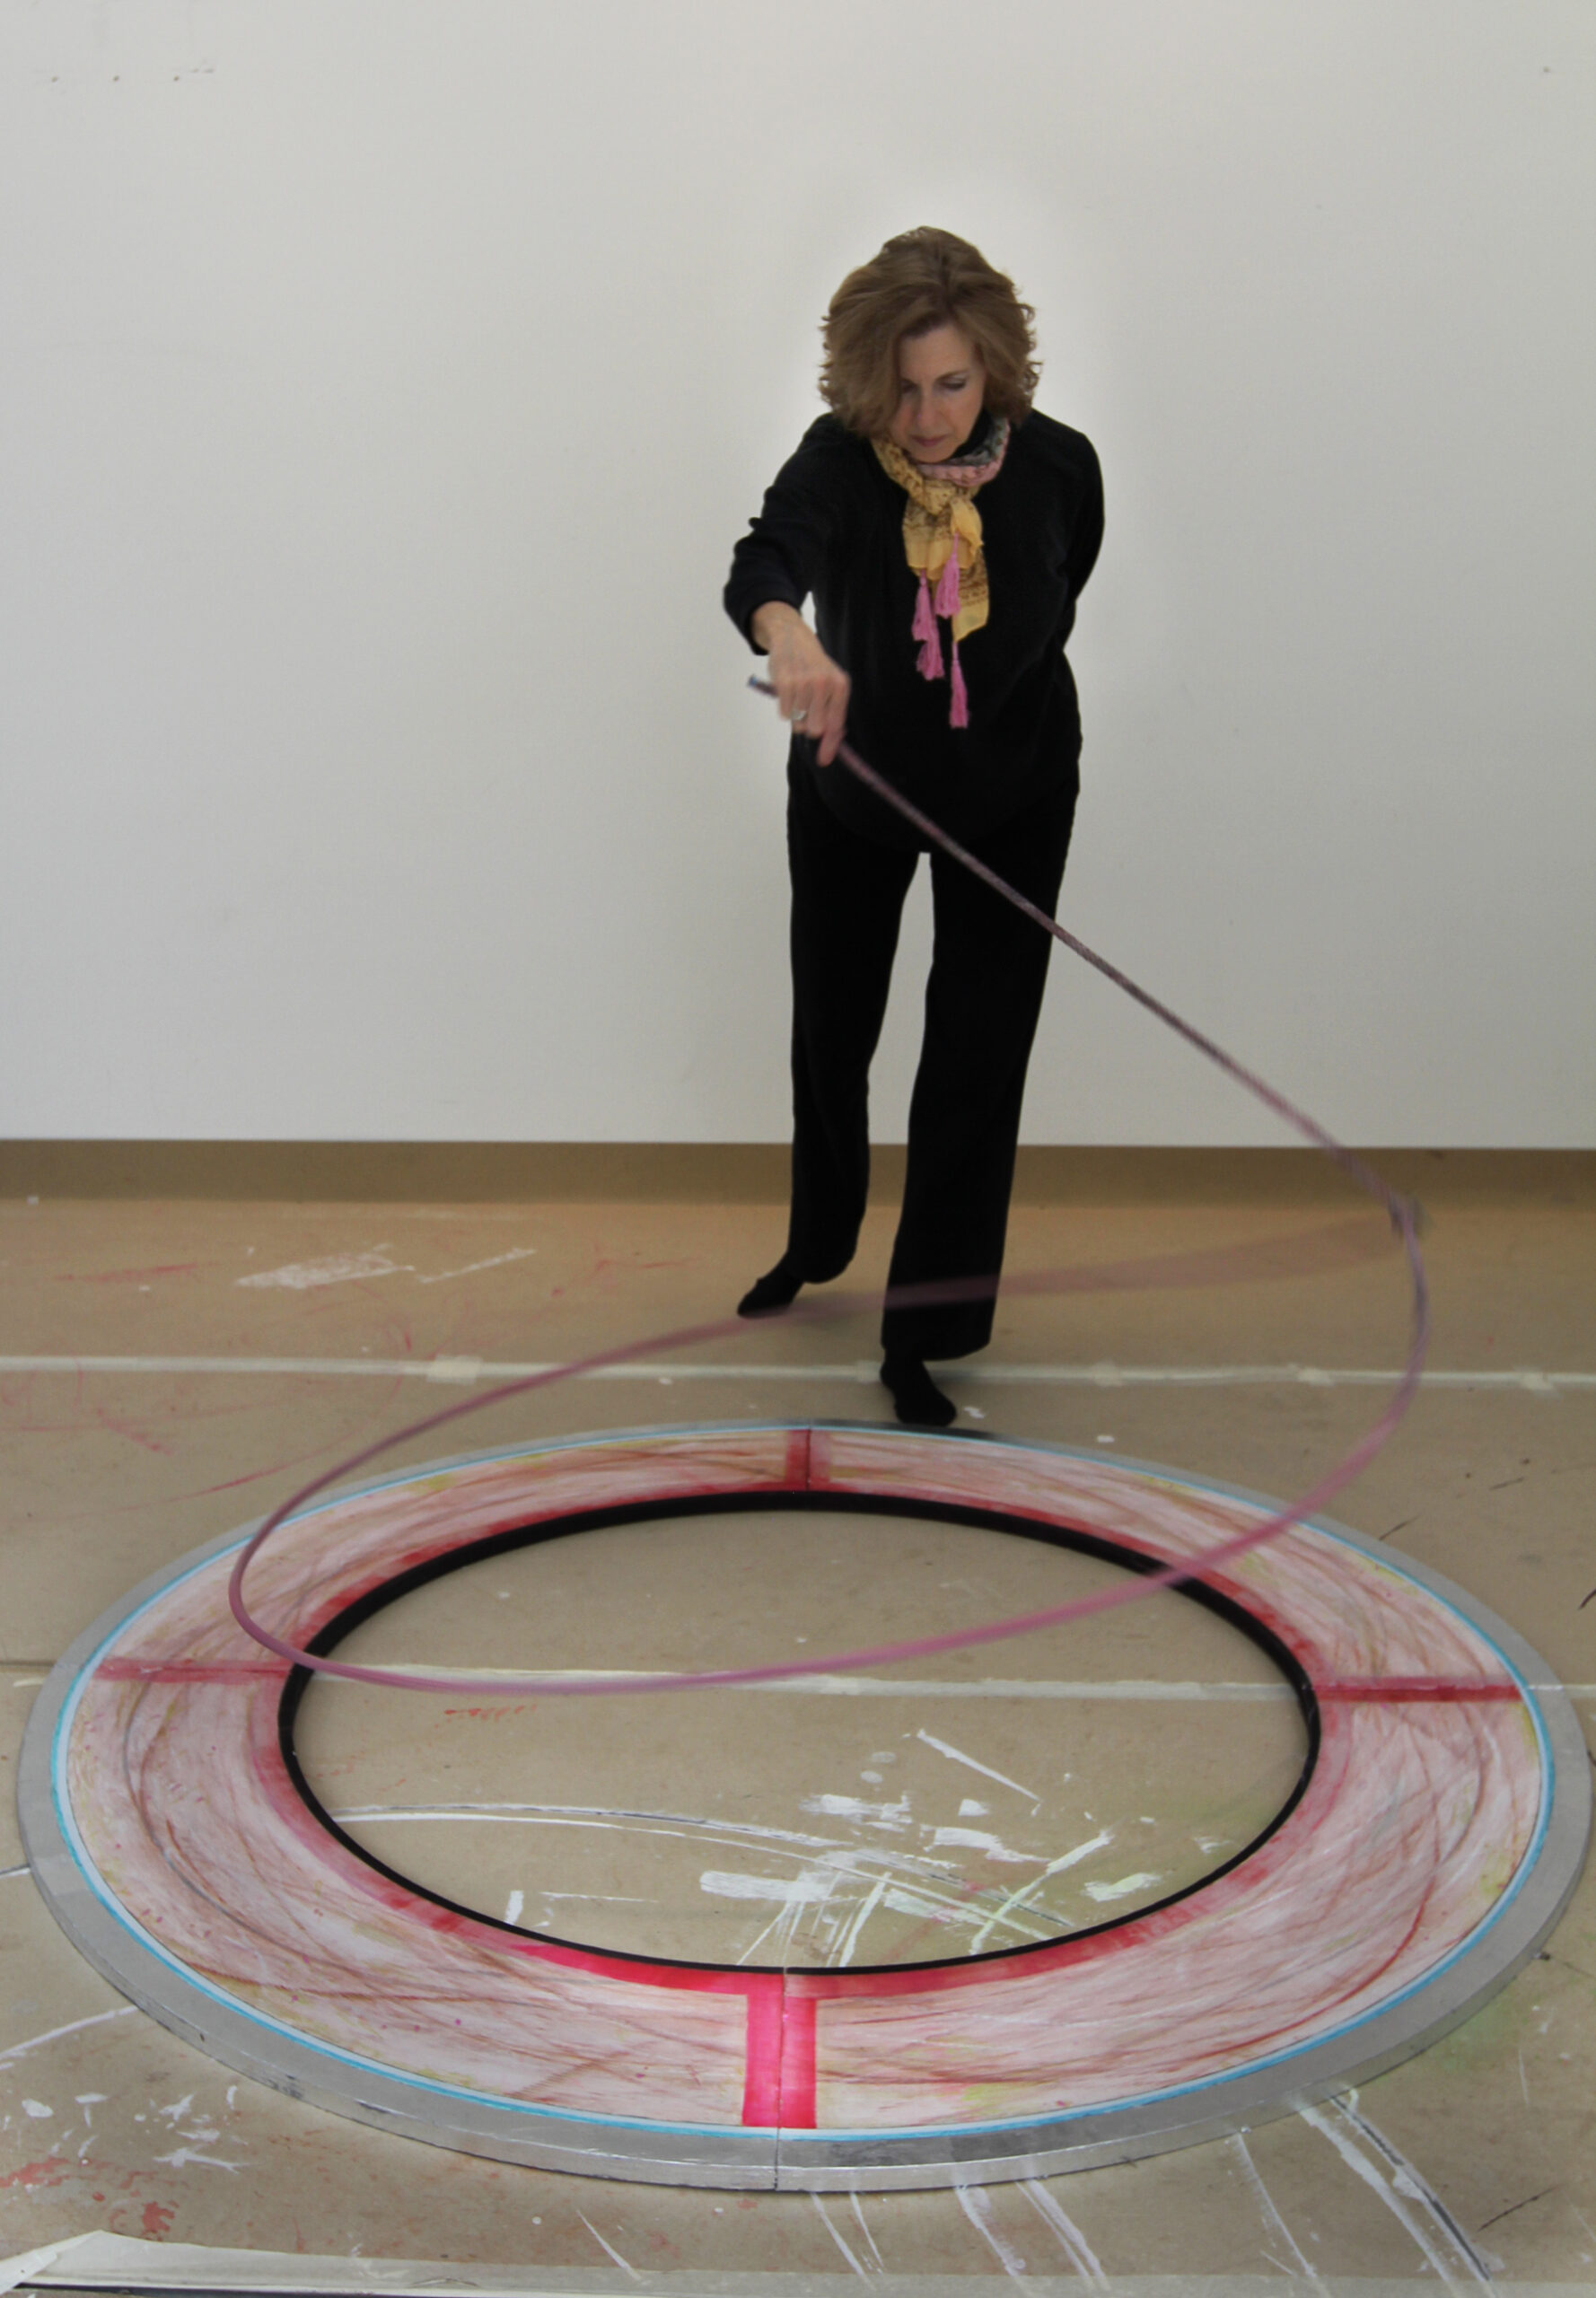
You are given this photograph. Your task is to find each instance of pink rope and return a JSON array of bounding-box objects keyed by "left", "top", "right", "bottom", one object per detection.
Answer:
[{"left": 226, "top": 694, "right": 1428, "bottom": 1695}]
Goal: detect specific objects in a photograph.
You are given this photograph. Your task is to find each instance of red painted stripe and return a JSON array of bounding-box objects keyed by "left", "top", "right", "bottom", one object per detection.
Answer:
[
  {"left": 783, "top": 1427, "right": 812, "bottom": 1490},
  {"left": 808, "top": 1428, "right": 830, "bottom": 1488},
  {"left": 96, "top": 1660, "right": 284, "bottom": 1683},
  {"left": 1319, "top": 1679, "right": 1521, "bottom": 1703},
  {"left": 741, "top": 1982, "right": 785, "bottom": 2126},
  {"left": 740, "top": 1985, "right": 818, "bottom": 2129},
  {"left": 779, "top": 1990, "right": 818, "bottom": 2127}
]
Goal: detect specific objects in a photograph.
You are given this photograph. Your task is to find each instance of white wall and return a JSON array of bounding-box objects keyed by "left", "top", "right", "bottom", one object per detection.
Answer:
[{"left": 2, "top": 0, "right": 1591, "bottom": 1146}]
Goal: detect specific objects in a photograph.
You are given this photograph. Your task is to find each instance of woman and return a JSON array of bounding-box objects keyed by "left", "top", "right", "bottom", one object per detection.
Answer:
[{"left": 724, "top": 227, "right": 1103, "bottom": 1428}]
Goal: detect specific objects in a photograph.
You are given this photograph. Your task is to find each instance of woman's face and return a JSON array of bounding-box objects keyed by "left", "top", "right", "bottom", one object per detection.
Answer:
[{"left": 887, "top": 322, "right": 986, "bottom": 464}]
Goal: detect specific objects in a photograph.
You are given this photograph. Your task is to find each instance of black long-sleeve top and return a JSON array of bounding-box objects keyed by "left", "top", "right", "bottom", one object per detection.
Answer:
[{"left": 724, "top": 408, "right": 1103, "bottom": 846}]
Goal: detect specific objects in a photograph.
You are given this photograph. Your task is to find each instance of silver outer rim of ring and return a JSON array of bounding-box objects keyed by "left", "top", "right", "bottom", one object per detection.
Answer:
[{"left": 18, "top": 1420, "right": 1592, "bottom": 2192}]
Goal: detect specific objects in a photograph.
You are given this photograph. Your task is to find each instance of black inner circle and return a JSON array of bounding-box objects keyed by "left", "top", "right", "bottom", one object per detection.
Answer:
[{"left": 280, "top": 1487, "right": 1321, "bottom": 1976}]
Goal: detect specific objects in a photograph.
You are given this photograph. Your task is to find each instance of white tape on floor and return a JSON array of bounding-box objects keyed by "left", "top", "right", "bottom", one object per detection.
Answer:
[
  {"left": 349, "top": 1669, "right": 1305, "bottom": 1698},
  {"left": 303, "top": 1670, "right": 1596, "bottom": 1699},
  {"left": 0, "top": 1355, "right": 1591, "bottom": 1390}
]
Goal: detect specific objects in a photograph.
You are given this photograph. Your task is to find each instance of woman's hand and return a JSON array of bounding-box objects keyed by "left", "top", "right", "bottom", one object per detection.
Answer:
[{"left": 751, "top": 601, "right": 851, "bottom": 766}]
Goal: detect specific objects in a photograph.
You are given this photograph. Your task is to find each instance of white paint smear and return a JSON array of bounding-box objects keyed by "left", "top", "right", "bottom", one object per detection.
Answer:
[
  {"left": 1299, "top": 2098, "right": 1493, "bottom": 2287},
  {"left": 1335, "top": 2095, "right": 1500, "bottom": 2285},
  {"left": 153, "top": 2147, "right": 241, "bottom": 2173},
  {"left": 699, "top": 1870, "right": 838, "bottom": 1905},
  {"left": 236, "top": 1249, "right": 408, "bottom": 1291},
  {"left": 916, "top": 1729, "right": 1040, "bottom": 1802},
  {"left": 1083, "top": 1871, "right": 1162, "bottom": 1902},
  {"left": 847, "top": 2191, "right": 888, "bottom": 2273},
  {"left": 968, "top": 1829, "right": 1114, "bottom": 1952},
  {"left": 928, "top": 1827, "right": 1043, "bottom": 1864},
  {"left": 1225, "top": 2132, "right": 1323, "bottom": 2285},
  {"left": 415, "top": 1247, "right": 539, "bottom": 1285},
  {"left": 955, "top": 2181, "right": 1030, "bottom": 2276},
  {"left": 0, "top": 2004, "right": 138, "bottom": 2066},
  {"left": 1020, "top": 2180, "right": 1109, "bottom": 2284},
  {"left": 332, "top": 1802, "right": 841, "bottom": 1853},
  {"left": 314, "top": 1796, "right": 1073, "bottom": 1966},
  {"left": 831, "top": 1872, "right": 891, "bottom": 1968},
  {"left": 573, "top": 2212, "right": 640, "bottom": 2283},
  {"left": 809, "top": 2195, "right": 869, "bottom": 2277},
  {"left": 802, "top": 1792, "right": 912, "bottom": 1828}
]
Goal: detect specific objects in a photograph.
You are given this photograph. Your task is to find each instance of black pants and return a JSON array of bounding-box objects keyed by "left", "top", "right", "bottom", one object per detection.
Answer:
[{"left": 784, "top": 762, "right": 1076, "bottom": 1361}]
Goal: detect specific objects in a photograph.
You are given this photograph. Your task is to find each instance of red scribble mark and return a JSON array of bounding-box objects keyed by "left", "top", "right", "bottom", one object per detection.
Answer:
[
  {"left": 1320, "top": 1680, "right": 1521, "bottom": 1703},
  {"left": 96, "top": 1660, "right": 283, "bottom": 1684},
  {"left": 0, "top": 2159, "right": 71, "bottom": 2191},
  {"left": 189, "top": 1456, "right": 345, "bottom": 1499},
  {"left": 10, "top": 1395, "right": 410, "bottom": 1520},
  {"left": 90, "top": 1401, "right": 176, "bottom": 1457},
  {"left": 142, "top": 2200, "right": 176, "bottom": 2239}
]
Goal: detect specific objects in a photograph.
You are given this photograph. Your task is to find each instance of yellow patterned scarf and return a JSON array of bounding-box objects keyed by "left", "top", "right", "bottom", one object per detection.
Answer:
[{"left": 873, "top": 418, "right": 1009, "bottom": 726}]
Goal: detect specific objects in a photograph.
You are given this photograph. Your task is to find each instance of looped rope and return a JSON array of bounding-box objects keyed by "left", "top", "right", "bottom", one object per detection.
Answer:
[{"left": 227, "top": 693, "right": 1428, "bottom": 1695}]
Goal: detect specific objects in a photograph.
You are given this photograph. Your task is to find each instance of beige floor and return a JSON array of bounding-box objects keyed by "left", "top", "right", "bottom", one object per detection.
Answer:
[
  {"left": 300, "top": 1513, "right": 1305, "bottom": 1967},
  {"left": 2, "top": 1154, "right": 1592, "bottom": 2291}
]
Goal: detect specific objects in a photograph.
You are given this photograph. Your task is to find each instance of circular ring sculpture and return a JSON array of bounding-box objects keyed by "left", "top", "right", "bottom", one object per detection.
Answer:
[{"left": 21, "top": 1420, "right": 1588, "bottom": 2191}]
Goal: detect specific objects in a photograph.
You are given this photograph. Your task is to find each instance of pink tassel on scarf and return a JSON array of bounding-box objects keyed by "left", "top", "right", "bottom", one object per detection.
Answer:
[
  {"left": 911, "top": 573, "right": 943, "bottom": 680},
  {"left": 949, "top": 640, "right": 969, "bottom": 729},
  {"left": 908, "top": 545, "right": 970, "bottom": 724}
]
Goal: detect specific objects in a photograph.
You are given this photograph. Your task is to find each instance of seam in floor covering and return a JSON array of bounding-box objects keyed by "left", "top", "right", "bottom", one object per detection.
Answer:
[
  {"left": 0, "top": 1354, "right": 1591, "bottom": 1390},
  {"left": 8, "top": 2240, "right": 1596, "bottom": 2295}
]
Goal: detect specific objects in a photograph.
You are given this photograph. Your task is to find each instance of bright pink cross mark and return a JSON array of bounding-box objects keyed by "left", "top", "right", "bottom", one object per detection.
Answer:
[{"left": 741, "top": 1984, "right": 817, "bottom": 2128}]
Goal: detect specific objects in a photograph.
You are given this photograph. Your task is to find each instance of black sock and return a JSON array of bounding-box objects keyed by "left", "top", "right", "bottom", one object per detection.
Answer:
[
  {"left": 738, "top": 1255, "right": 802, "bottom": 1318},
  {"left": 881, "top": 1353, "right": 957, "bottom": 1429}
]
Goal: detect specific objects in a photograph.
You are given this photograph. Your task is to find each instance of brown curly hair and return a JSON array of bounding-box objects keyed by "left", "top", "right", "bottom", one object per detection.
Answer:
[{"left": 820, "top": 227, "right": 1040, "bottom": 439}]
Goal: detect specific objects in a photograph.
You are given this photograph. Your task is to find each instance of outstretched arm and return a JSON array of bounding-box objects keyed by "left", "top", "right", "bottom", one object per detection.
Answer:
[{"left": 750, "top": 601, "right": 851, "bottom": 767}]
